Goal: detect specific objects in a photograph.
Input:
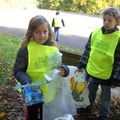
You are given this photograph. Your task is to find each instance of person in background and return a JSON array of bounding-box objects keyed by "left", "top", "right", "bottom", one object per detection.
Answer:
[
  {"left": 77, "top": 7, "right": 120, "bottom": 120},
  {"left": 14, "top": 15, "right": 69, "bottom": 120},
  {"left": 52, "top": 11, "right": 65, "bottom": 41}
]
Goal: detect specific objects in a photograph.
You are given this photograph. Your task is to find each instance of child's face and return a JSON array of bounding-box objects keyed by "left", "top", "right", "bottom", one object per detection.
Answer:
[
  {"left": 103, "top": 14, "right": 118, "bottom": 30},
  {"left": 32, "top": 23, "right": 49, "bottom": 44}
]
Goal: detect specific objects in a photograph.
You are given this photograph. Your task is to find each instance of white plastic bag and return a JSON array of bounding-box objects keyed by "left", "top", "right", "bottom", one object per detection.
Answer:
[
  {"left": 74, "top": 87, "right": 90, "bottom": 108},
  {"left": 44, "top": 69, "right": 60, "bottom": 103},
  {"left": 66, "top": 66, "right": 90, "bottom": 108},
  {"left": 70, "top": 70, "right": 87, "bottom": 101},
  {"left": 54, "top": 114, "right": 74, "bottom": 120},
  {"left": 43, "top": 69, "right": 76, "bottom": 120}
]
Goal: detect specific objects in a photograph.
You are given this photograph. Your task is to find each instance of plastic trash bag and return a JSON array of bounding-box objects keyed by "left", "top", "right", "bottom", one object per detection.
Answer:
[
  {"left": 47, "top": 52, "right": 62, "bottom": 70},
  {"left": 43, "top": 69, "right": 76, "bottom": 120},
  {"left": 74, "top": 87, "right": 90, "bottom": 108},
  {"left": 66, "top": 66, "right": 90, "bottom": 108},
  {"left": 54, "top": 114, "right": 74, "bottom": 120},
  {"left": 44, "top": 69, "right": 60, "bottom": 103},
  {"left": 111, "top": 87, "right": 120, "bottom": 98}
]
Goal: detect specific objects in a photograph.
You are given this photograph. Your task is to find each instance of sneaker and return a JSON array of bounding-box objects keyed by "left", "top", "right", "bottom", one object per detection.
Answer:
[
  {"left": 77, "top": 107, "right": 91, "bottom": 114},
  {"left": 97, "top": 116, "right": 108, "bottom": 120}
]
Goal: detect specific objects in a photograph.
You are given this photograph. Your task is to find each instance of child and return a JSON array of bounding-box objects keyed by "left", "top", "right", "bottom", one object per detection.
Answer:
[
  {"left": 77, "top": 7, "right": 120, "bottom": 120},
  {"left": 14, "top": 15, "right": 69, "bottom": 120}
]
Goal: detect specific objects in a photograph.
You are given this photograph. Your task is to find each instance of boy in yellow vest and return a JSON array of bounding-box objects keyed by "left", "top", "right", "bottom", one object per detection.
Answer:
[{"left": 77, "top": 7, "right": 120, "bottom": 120}]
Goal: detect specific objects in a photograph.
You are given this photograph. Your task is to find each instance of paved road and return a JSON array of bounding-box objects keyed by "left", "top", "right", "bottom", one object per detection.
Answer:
[{"left": 0, "top": 8, "right": 102, "bottom": 51}]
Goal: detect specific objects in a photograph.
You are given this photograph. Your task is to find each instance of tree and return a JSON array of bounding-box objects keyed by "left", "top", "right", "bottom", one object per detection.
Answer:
[{"left": 36, "top": 0, "right": 120, "bottom": 14}]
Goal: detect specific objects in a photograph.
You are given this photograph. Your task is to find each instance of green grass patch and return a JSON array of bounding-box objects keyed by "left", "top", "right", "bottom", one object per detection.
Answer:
[
  {"left": 0, "top": 33, "right": 21, "bottom": 85},
  {"left": 58, "top": 45, "right": 83, "bottom": 56}
]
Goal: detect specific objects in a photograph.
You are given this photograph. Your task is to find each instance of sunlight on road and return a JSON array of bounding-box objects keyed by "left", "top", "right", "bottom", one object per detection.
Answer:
[
  {"left": 62, "top": 13, "right": 102, "bottom": 37},
  {"left": 0, "top": 8, "right": 102, "bottom": 38}
]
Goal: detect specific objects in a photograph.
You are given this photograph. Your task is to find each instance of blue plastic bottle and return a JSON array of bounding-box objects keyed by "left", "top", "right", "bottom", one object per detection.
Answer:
[
  {"left": 33, "top": 87, "right": 44, "bottom": 104},
  {"left": 23, "top": 86, "right": 33, "bottom": 105},
  {"left": 23, "top": 86, "right": 44, "bottom": 106}
]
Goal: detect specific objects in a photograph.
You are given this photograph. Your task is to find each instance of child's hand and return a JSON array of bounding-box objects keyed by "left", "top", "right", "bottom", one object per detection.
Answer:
[
  {"left": 75, "top": 68, "right": 84, "bottom": 73},
  {"left": 58, "top": 68, "right": 65, "bottom": 77},
  {"left": 58, "top": 64, "right": 69, "bottom": 77}
]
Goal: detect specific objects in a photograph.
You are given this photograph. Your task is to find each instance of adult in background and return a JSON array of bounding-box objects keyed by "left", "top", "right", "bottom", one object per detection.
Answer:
[{"left": 52, "top": 11, "right": 65, "bottom": 41}]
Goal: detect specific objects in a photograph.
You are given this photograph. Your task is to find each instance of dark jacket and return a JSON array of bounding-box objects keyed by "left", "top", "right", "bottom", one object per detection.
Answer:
[{"left": 78, "top": 27, "right": 120, "bottom": 86}]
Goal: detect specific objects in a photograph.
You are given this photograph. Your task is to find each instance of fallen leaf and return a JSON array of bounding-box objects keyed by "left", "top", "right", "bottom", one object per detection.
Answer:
[{"left": 0, "top": 112, "right": 6, "bottom": 118}]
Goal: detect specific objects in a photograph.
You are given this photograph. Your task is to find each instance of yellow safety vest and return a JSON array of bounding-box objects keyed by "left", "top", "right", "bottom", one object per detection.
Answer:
[
  {"left": 87, "top": 29, "right": 120, "bottom": 79},
  {"left": 54, "top": 15, "right": 62, "bottom": 27},
  {"left": 26, "top": 40, "right": 62, "bottom": 98}
]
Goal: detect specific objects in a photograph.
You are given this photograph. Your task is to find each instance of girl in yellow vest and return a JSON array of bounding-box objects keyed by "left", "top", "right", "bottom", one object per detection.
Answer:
[
  {"left": 77, "top": 7, "right": 120, "bottom": 120},
  {"left": 14, "top": 15, "right": 69, "bottom": 120}
]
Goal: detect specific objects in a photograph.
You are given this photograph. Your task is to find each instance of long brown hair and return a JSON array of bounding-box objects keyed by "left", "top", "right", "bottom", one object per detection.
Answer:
[{"left": 21, "top": 15, "right": 55, "bottom": 48}]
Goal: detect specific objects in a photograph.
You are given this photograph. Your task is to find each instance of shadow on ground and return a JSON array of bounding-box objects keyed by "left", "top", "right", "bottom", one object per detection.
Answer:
[
  {"left": 0, "top": 26, "right": 88, "bottom": 50},
  {"left": 0, "top": 26, "right": 26, "bottom": 38}
]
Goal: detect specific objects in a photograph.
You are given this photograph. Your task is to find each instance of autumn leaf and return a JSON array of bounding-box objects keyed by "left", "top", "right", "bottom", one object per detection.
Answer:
[{"left": 0, "top": 112, "right": 6, "bottom": 118}]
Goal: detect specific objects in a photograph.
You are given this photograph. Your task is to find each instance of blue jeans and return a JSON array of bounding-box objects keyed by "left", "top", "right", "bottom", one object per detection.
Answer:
[
  {"left": 54, "top": 27, "right": 60, "bottom": 41},
  {"left": 88, "top": 77, "right": 111, "bottom": 117}
]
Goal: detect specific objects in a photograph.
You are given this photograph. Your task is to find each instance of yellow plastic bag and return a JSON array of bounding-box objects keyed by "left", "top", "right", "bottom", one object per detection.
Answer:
[
  {"left": 67, "top": 66, "right": 90, "bottom": 108},
  {"left": 70, "top": 69, "right": 87, "bottom": 101}
]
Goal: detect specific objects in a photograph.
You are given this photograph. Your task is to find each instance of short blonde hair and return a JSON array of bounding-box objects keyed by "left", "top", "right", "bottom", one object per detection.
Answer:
[{"left": 100, "top": 7, "right": 120, "bottom": 25}]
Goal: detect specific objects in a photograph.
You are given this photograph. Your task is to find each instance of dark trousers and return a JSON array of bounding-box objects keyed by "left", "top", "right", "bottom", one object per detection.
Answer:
[
  {"left": 26, "top": 103, "right": 43, "bottom": 120},
  {"left": 88, "top": 78, "right": 111, "bottom": 117},
  {"left": 54, "top": 27, "right": 60, "bottom": 41}
]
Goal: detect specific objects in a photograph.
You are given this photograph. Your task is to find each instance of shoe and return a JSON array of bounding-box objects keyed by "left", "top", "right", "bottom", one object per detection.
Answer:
[
  {"left": 97, "top": 116, "right": 108, "bottom": 120},
  {"left": 77, "top": 107, "right": 91, "bottom": 114}
]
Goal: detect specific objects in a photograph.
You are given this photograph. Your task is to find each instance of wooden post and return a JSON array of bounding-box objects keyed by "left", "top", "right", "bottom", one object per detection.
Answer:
[{"left": 60, "top": 50, "right": 80, "bottom": 66}]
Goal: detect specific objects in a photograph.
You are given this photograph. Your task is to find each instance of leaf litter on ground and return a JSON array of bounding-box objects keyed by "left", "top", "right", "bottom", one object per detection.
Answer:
[{"left": 0, "top": 76, "right": 120, "bottom": 120}]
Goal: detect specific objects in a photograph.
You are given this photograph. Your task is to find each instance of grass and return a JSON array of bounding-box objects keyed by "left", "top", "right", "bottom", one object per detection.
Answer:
[
  {"left": 0, "top": 33, "right": 20, "bottom": 85},
  {"left": 58, "top": 45, "right": 82, "bottom": 56}
]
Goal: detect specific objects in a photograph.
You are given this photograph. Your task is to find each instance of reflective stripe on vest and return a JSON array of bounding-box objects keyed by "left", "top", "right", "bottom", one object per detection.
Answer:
[
  {"left": 87, "top": 29, "right": 120, "bottom": 79},
  {"left": 26, "top": 40, "right": 62, "bottom": 98}
]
